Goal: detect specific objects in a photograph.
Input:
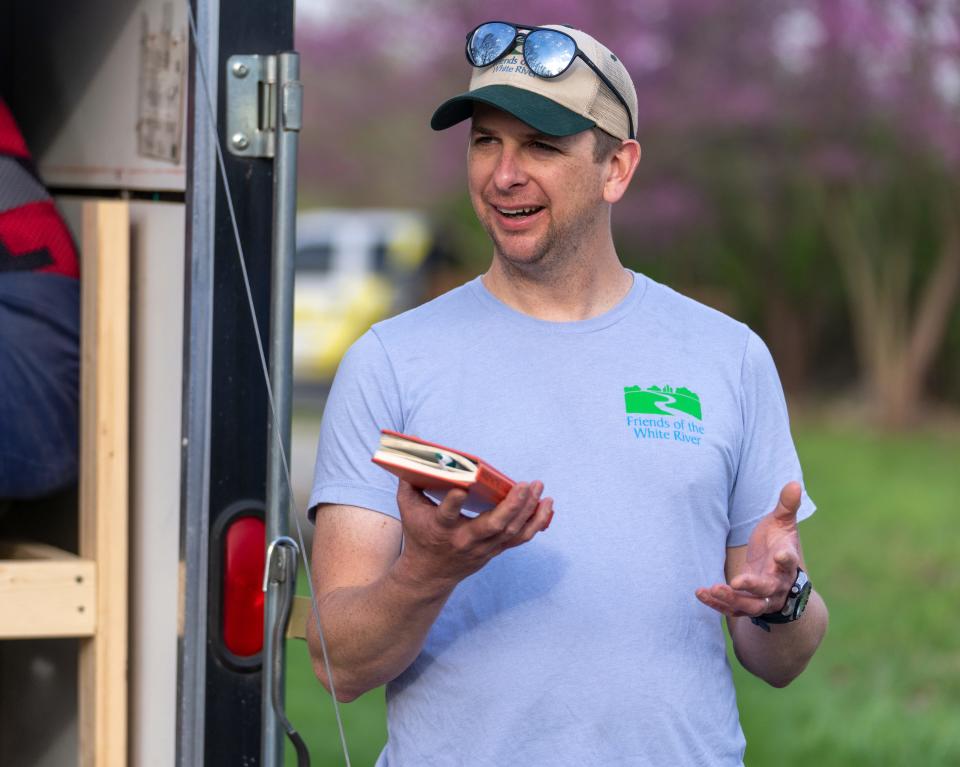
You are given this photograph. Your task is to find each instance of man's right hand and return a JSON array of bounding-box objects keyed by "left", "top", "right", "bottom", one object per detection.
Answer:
[
  {"left": 395, "top": 479, "right": 554, "bottom": 589},
  {"left": 308, "top": 481, "right": 553, "bottom": 700}
]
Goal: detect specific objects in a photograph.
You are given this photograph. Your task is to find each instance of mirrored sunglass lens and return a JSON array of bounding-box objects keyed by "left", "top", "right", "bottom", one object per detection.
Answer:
[
  {"left": 524, "top": 30, "right": 576, "bottom": 77},
  {"left": 468, "top": 22, "right": 516, "bottom": 66}
]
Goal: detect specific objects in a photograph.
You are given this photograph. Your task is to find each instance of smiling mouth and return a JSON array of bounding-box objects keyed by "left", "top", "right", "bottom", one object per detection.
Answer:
[{"left": 494, "top": 205, "right": 545, "bottom": 219}]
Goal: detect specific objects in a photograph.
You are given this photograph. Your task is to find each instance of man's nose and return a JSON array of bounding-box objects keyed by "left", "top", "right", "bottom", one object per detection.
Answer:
[{"left": 493, "top": 146, "right": 528, "bottom": 190}]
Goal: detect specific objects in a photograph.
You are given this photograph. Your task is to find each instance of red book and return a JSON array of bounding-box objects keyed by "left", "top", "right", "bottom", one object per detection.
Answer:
[{"left": 371, "top": 430, "right": 515, "bottom": 513}]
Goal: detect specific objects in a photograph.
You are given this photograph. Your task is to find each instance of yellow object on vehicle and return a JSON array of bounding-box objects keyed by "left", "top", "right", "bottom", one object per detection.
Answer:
[
  {"left": 293, "top": 273, "right": 393, "bottom": 381},
  {"left": 293, "top": 209, "right": 430, "bottom": 383}
]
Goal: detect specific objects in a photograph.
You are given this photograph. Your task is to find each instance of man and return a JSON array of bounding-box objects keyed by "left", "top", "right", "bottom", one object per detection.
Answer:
[{"left": 308, "top": 22, "right": 827, "bottom": 766}]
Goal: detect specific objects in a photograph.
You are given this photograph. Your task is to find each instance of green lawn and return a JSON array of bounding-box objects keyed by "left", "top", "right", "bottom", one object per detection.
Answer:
[
  {"left": 733, "top": 424, "right": 960, "bottom": 766},
  {"left": 285, "top": 422, "right": 960, "bottom": 766},
  {"left": 285, "top": 637, "right": 386, "bottom": 766}
]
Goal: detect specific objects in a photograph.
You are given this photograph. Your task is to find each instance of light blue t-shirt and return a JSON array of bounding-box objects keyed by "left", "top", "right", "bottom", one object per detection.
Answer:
[{"left": 309, "top": 272, "right": 814, "bottom": 766}]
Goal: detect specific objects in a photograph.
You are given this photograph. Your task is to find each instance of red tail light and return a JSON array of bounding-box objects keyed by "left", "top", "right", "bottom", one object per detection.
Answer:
[{"left": 222, "top": 515, "right": 265, "bottom": 657}]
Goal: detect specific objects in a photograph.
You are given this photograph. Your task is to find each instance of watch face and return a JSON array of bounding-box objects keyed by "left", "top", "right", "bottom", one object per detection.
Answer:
[{"left": 793, "top": 581, "right": 812, "bottom": 619}]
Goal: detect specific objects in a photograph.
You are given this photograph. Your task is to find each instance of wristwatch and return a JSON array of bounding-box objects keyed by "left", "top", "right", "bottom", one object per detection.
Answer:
[{"left": 750, "top": 568, "right": 812, "bottom": 632}]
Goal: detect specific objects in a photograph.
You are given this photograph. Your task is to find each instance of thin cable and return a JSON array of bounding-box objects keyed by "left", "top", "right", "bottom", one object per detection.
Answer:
[{"left": 185, "top": 5, "right": 352, "bottom": 765}]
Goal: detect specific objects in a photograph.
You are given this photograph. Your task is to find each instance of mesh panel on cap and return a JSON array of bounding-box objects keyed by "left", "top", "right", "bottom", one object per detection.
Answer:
[{"left": 588, "top": 55, "right": 636, "bottom": 140}]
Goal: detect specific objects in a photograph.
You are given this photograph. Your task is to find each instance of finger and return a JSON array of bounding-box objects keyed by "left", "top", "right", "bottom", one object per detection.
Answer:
[
  {"left": 501, "top": 497, "right": 554, "bottom": 550},
  {"left": 700, "top": 583, "right": 770, "bottom": 617},
  {"left": 695, "top": 588, "right": 733, "bottom": 616},
  {"left": 435, "top": 487, "right": 468, "bottom": 527},
  {"left": 477, "top": 481, "right": 541, "bottom": 540},
  {"left": 772, "top": 547, "right": 800, "bottom": 574},
  {"left": 696, "top": 587, "right": 744, "bottom": 617},
  {"left": 730, "top": 570, "right": 791, "bottom": 601},
  {"left": 728, "top": 572, "right": 778, "bottom": 595},
  {"left": 729, "top": 569, "right": 797, "bottom": 615},
  {"left": 497, "top": 481, "right": 542, "bottom": 538},
  {"left": 773, "top": 481, "right": 802, "bottom": 522}
]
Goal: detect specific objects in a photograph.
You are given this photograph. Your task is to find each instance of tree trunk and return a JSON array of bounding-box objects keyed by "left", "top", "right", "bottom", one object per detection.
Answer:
[
  {"left": 763, "top": 293, "right": 810, "bottom": 395},
  {"left": 825, "top": 200, "right": 960, "bottom": 429}
]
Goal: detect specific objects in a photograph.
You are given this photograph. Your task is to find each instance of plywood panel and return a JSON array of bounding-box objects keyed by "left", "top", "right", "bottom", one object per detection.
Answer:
[
  {"left": 127, "top": 200, "right": 185, "bottom": 767},
  {"left": 9, "top": 0, "right": 188, "bottom": 191}
]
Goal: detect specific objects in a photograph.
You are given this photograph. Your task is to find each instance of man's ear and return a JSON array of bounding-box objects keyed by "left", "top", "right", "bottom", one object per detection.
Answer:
[{"left": 603, "top": 140, "right": 641, "bottom": 204}]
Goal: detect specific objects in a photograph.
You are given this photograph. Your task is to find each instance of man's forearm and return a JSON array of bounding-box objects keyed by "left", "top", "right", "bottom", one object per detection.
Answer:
[
  {"left": 307, "top": 554, "right": 456, "bottom": 702},
  {"left": 728, "top": 590, "right": 828, "bottom": 688}
]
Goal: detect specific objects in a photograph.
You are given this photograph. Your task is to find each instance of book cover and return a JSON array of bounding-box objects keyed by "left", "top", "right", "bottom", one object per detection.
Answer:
[{"left": 371, "top": 430, "right": 515, "bottom": 514}]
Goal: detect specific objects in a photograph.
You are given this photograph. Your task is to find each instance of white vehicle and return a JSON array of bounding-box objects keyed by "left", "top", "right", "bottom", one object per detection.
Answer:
[{"left": 293, "top": 209, "right": 431, "bottom": 384}]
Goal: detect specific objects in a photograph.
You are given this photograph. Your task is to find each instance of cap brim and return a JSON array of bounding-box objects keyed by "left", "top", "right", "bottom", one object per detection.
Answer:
[{"left": 430, "top": 85, "right": 595, "bottom": 137}]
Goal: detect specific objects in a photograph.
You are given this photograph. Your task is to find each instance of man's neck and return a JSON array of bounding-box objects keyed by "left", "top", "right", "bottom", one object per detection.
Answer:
[{"left": 482, "top": 247, "right": 633, "bottom": 322}]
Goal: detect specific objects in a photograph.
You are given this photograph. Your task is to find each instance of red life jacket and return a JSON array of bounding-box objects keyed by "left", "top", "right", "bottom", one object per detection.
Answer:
[{"left": 0, "top": 99, "right": 79, "bottom": 279}]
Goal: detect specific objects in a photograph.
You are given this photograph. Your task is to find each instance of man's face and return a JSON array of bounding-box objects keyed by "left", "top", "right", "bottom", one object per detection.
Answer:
[{"left": 467, "top": 103, "right": 610, "bottom": 271}]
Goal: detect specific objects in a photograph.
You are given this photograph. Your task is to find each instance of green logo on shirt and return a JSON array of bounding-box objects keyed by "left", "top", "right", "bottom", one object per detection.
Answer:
[
  {"left": 624, "top": 385, "right": 705, "bottom": 445},
  {"left": 624, "top": 385, "right": 702, "bottom": 420}
]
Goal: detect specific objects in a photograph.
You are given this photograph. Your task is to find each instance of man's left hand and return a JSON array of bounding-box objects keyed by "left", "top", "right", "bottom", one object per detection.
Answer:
[{"left": 695, "top": 481, "right": 803, "bottom": 618}]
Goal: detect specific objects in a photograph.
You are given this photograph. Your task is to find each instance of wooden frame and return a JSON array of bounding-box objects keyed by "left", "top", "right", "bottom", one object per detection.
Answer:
[
  {"left": 0, "top": 200, "right": 130, "bottom": 766},
  {"left": 287, "top": 595, "right": 311, "bottom": 641},
  {"left": 0, "top": 542, "right": 96, "bottom": 637},
  {"left": 78, "top": 200, "right": 130, "bottom": 767}
]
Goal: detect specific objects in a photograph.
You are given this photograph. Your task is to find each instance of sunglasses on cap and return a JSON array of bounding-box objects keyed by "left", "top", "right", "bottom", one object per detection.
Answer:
[{"left": 465, "top": 21, "right": 635, "bottom": 140}]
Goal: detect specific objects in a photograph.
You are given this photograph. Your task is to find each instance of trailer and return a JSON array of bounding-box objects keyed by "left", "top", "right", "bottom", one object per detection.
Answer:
[{"left": 0, "top": 1, "right": 315, "bottom": 763}]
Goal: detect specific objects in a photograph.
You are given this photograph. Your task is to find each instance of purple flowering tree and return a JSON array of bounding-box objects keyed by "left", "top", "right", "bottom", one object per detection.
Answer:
[{"left": 296, "top": 0, "right": 960, "bottom": 426}]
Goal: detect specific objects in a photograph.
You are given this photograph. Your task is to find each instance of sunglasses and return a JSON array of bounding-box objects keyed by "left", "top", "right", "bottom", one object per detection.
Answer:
[{"left": 465, "top": 21, "right": 635, "bottom": 140}]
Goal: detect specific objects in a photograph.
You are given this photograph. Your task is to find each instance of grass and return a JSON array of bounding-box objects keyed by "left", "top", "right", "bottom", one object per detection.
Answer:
[
  {"left": 733, "top": 423, "right": 960, "bottom": 766},
  {"left": 285, "top": 637, "right": 387, "bottom": 766},
  {"left": 284, "top": 421, "right": 960, "bottom": 766}
]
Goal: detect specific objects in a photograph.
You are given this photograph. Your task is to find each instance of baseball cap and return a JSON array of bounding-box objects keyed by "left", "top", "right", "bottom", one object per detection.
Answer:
[{"left": 431, "top": 24, "right": 638, "bottom": 141}]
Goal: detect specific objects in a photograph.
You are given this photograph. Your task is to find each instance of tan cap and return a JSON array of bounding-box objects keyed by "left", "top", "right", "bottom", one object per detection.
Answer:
[{"left": 431, "top": 24, "right": 637, "bottom": 141}]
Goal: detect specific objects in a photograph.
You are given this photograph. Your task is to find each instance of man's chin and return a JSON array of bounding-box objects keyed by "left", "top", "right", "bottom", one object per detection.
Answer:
[
  {"left": 487, "top": 232, "right": 550, "bottom": 267},
  {"left": 492, "top": 245, "right": 549, "bottom": 269}
]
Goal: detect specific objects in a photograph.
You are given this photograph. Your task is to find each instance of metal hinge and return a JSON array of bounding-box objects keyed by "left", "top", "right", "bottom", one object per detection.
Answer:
[{"left": 226, "top": 54, "right": 302, "bottom": 158}]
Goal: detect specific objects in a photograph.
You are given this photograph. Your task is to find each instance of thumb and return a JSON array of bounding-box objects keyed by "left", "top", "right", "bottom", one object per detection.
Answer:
[
  {"left": 397, "top": 480, "right": 465, "bottom": 527},
  {"left": 773, "top": 481, "right": 802, "bottom": 522},
  {"left": 436, "top": 488, "right": 468, "bottom": 527},
  {"left": 397, "top": 479, "right": 436, "bottom": 514}
]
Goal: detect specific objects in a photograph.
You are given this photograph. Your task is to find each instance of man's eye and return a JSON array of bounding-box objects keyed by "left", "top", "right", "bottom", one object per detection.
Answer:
[
  {"left": 532, "top": 141, "right": 558, "bottom": 152},
  {"left": 472, "top": 136, "right": 496, "bottom": 146}
]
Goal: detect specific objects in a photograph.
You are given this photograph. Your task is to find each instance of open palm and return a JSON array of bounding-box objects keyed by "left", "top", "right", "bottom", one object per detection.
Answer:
[{"left": 696, "top": 482, "right": 803, "bottom": 617}]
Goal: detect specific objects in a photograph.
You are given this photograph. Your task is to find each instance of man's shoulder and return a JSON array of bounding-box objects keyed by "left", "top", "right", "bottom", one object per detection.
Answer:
[
  {"left": 336, "top": 278, "right": 484, "bottom": 375},
  {"left": 370, "top": 277, "right": 484, "bottom": 344},
  {"left": 643, "top": 276, "right": 750, "bottom": 341}
]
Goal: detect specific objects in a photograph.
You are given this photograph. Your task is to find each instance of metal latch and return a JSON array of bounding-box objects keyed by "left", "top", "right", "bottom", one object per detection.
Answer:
[
  {"left": 262, "top": 535, "right": 299, "bottom": 591},
  {"left": 226, "top": 54, "right": 302, "bottom": 158}
]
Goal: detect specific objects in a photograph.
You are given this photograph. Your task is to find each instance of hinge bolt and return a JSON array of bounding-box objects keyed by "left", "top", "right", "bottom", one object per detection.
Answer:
[
  {"left": 232, "top": 61, "right": 249, "bottom": 78},
  {"left": 231, "top": 132, "right": 250, "bottom": 150}
]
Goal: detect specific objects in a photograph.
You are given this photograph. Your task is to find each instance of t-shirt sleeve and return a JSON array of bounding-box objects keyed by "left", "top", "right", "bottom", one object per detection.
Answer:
[
  {"left": 727, "top": 330, "right": 815, "bottom": 546},
  {"left": 307, "top": 328, "right": 403, "bottom": 522}
]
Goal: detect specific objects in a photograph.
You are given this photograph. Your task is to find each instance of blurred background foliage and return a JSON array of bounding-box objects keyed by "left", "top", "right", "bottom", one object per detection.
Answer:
[{"left": 295, "top": 0, "right": 960, "bottom": 428}]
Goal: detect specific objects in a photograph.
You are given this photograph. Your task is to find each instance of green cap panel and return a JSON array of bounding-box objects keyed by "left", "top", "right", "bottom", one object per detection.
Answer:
[{"left": 430, "top": 85, "right": 596, "bottom": 137}]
